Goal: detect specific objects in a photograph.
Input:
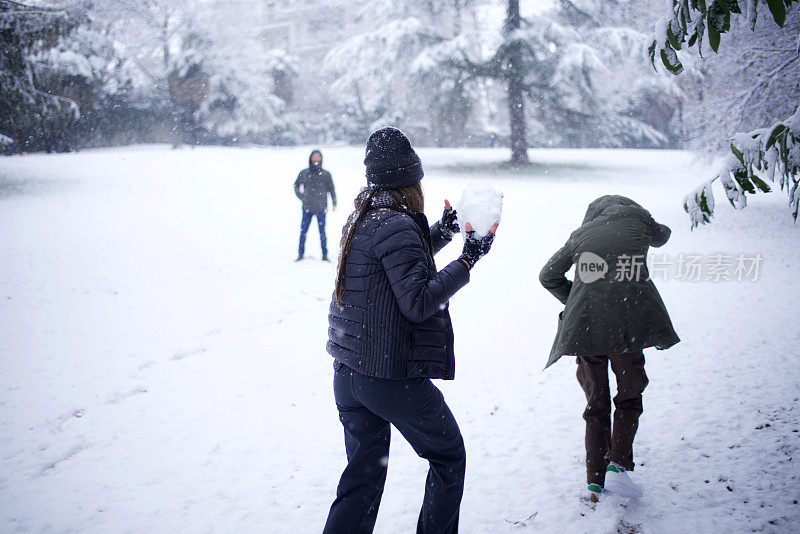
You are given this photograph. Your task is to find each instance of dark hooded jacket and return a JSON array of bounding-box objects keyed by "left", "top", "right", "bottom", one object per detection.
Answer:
[
  {"left": 539, "top": 195, "right": 680, "bottom": 368},
  {"left": 326, "top": 192, "right": 470, "bottom": 380},
  {"left": 294, "top": 150, "right": 336, "bottom": 213}
]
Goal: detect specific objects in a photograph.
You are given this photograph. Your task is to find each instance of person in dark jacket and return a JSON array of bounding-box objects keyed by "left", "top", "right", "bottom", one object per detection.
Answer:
[
  {"left": 539, "top": 195, "right": 679, "bottom": 502},
  {"left": 294, "top": 149, "right": 336, "bottom": 261},
  {"left": 323, "top": 127, "right": 498, "bottom": 534}
]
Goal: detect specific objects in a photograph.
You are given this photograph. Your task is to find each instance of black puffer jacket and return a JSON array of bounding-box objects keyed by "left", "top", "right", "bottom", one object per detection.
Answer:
[{"left": 327, "top": 195, "right": 470, "bottom": 380}]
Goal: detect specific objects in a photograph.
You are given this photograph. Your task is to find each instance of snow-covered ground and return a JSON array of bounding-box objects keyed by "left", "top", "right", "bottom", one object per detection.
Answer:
[{"left": 1, "top": 145, "right": 798, "bottom": 533}]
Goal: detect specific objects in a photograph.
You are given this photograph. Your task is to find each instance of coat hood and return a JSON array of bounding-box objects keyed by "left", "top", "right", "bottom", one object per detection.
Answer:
[
  {"left": 308, "top": 149, "right": 323, "bottom": 168},
  {"left": 581, "top": 195, "right": 644, "bottom": 224}
]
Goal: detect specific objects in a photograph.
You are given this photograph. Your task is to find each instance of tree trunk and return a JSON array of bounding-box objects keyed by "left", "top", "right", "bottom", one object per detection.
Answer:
[
  {"left": 505, "top": 0, "right": 528, "bottom": 164},
  {"left": 162, "top": 15, "right": 182, "bottom": 148},
  {"left": 453, "top": 0, "right": 462, "bottom": 36}
]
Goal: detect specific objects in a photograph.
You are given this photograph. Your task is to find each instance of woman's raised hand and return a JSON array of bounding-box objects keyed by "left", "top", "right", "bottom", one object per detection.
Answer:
[
  {"left": 459, "top": 221, "right": 499, "bottom": 270},
  {"left": 441, "top": 199, "right": 460, "bottom": 235}
]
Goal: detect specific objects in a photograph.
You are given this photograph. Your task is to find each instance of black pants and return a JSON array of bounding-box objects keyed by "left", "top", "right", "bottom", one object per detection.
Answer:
[
  {"left": 576, "top": 352, "right": 649, "bottom": 486},
  {"left": 324, "top": 363, "right": 466, "bottom": 534}
]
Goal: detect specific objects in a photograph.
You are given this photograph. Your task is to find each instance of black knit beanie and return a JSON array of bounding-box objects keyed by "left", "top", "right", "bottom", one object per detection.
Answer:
[{"left": 364, "top": 127, "right": 424, "bottom": 189}]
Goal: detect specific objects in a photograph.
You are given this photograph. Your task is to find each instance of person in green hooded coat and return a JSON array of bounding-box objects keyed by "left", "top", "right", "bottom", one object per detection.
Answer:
[{"left": 539, "top": 195, "right": 679, "bottom": 502}]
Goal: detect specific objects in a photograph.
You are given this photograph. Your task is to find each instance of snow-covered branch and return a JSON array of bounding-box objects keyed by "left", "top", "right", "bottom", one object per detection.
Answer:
[
  {"left": 650, "top": 0, "right": 799, "bottom": 75},
  {"left": 684, "top": 107, "right": 800, "bottom": 226},
  {"left": 652, "top": 0, "right": 800, "bottom": 226}
]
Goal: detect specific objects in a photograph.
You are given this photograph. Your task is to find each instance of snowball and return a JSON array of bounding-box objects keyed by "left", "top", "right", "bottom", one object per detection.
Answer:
[{"left": 457, "top": 183, "right": 503, "bottom": 239}]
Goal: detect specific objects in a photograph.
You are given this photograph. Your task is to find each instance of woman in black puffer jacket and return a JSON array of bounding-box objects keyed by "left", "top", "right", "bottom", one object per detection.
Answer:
[{"left": 323, "top": 128, "right": 498, "bottom": 534}]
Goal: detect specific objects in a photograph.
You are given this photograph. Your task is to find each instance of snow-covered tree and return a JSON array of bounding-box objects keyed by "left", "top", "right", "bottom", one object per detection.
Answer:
[
  {"left": 193, "top": 43, "right": 289, "bottom": 144},
  {"left": 14, "top": 0, "right": 298, "bottom": 148},
  {"left": 0, "top": 0, "right": 87, "bottom": 152},
  {"left": 323, "top": 0, "right": 496, "bottom": 145},
  {"left": 545, "top": 0, "right": 687, "bottom": 148},
  {"left": 650, "top": 0, "right": 800, "bottom": 225},
  {"left": 418, "top": 0, "right": 686, "bottom": 160},
  {"left": 31, "top": 10, "right": 133, "bottom": 149},
  {"left": 192, "top": 0, "right": 300, "bottom": 144},
  {"left": 265, "top": 49, "right": 299, "bottom": 106},
  {"left": 323, "top": 6, "right": 428, "bottom": 138},
  {"left": 408, "top": 1, "right": 482, "bottom": 147}
]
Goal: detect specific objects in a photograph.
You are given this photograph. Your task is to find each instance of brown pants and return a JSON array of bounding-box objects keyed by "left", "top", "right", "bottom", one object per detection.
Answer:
[{"left": 576, "top": 351, "right": 648, "bottom": 486}]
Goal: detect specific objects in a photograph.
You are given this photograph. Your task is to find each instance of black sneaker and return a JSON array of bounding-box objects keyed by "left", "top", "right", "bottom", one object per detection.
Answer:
[
  {"left": 295, "top": 255, "right": 304, "bottom": 262},
  {"left": 322, "top": 255, "right": 330, "bottom": 262}
]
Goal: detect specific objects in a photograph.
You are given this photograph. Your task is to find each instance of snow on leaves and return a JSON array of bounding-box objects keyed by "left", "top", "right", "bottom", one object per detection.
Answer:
[
  {"left": 684, "top": 107, "right": 800, "bottom": 227},
  {"left": 650, "top": 0, "right": 798, "bottom": 73},
  {"left": 653, "top": 0, "right": 800, "bottom": 226}
]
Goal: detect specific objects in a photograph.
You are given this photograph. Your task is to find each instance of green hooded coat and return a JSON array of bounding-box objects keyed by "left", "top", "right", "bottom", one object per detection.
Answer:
[{"left": 539, "top": 195, "right": 680, "bottom": 369}]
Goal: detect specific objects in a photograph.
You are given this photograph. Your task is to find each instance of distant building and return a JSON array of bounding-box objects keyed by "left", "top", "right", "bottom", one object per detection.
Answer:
[{"left": 256, "top": 0, "right": 372, "bottom": 114}]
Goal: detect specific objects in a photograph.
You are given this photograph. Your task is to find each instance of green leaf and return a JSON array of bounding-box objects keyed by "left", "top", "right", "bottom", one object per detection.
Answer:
[
  {"left": 648, "top": 41, "right": 658, "bottom": 68},
  {"left": 696, "top": 17, "right": 706, "bottom": 56},
  {"left": 730, "top": 142, "right": 744, "bottom": 163},
  {"left": 708, "top": 24, "right": 720, "bottom": 52},
  {"left": 699, "top": 190, "right": 712, "bottom": 214},
  {"left": 688, "top": 32, "right": 698, "bottom": 47},
  {"left": 708, "top": 3, "right": 727, "bottom": 32},
  {"left": 734, "top": 168, "right": 757, "bottom": 194},
  {"left": 766, "top": 0, "right": 787, "bottom": 26},
  {"left": 728, "top": 0, "right": 742, "bottom": 14},
  {"left": 667, "top": 24, "right": 683, "bottom": 50},
  {"left": 721, "top": 177, "right": 740, "bottom": 207},
  {"left": 752, "top": 175, "right": 772, "bottom": 192},
  {"left": 660, "top": 47, "right": 684, "bottom": 74},
  {"left": 680, "top": 7, "right": 690, "bottom": 33},
  {"left": 765, "top": 124, "right": 786, "bottom": 149}
]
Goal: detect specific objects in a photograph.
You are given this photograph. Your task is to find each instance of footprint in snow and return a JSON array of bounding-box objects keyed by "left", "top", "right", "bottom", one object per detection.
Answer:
[
  {"left": 105, "top": 387, "right": 148, "bottom": 405},
  {"left": 38, "top": 443, "right": 91, "bottom": 477},
  {"left": 171, "top": 347, "right": 206, "bottom": 360}
]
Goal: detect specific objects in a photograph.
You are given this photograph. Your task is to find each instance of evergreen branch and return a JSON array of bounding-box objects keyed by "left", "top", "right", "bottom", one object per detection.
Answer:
[
  {"left": 651, "top": 0, "right": 800, "bottom": 73},
  {"left": 0, "top": 0, "right": 85, "bottom": 14}
]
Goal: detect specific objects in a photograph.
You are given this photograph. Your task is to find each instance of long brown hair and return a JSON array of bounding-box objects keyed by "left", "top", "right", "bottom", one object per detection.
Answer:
[{"left": 335, "top": 182, "right": 424, "bottom": 307}]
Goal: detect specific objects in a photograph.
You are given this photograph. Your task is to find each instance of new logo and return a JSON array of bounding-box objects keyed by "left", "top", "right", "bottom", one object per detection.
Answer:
[{"left": 577, "top": 252, "right": 608, "bottom": 283}]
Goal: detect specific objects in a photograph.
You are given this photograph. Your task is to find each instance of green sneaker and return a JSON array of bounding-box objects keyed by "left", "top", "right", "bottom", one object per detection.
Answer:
[{"left": 585, "top": 483, "right": 603, "bottom": 503}]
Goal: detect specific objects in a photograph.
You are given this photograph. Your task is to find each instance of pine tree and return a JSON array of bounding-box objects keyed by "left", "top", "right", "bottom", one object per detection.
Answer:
[
  {"left": 546, "top": 0, "right": 684, "bottom": 148},
  {"left": 436, "top": 0, "right": 682, "bottom": 159},
  {"left": 1, "top": 0, "right": 86, "bottom": 152}
]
